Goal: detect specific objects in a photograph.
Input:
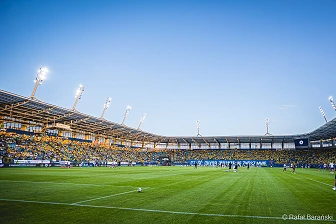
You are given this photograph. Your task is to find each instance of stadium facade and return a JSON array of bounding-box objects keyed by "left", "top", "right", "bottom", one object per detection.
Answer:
[{"left": 0, "top": 89, "right": 335, "bottom": 151}]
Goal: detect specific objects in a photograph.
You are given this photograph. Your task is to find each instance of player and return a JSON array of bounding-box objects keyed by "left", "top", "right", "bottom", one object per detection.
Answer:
[
  {"left": 194, "top": 162, "right": 197, "bottom": 169},
  {"left": 329, "top": 162, "right": 334, "bottom": 174},
  {"left": 234, "top": 163, "right": 238, "bottom": 172},
  {"left": 333, "top": 174, "right": 336, "bottom": 190},
  {"left": 228, "top": 162, "right": 232, "bottom": 171},
  {"left": 291, "top": 163, "right": 296, "bottom": 174},
  {"left": 290, "top": 163, "right": 295, "bottom": 174},
  {"left": 247, "top": 163, "right": 250, "bottom": 170},
  {"left": 323, "top": 163, "right": 327, "bottom": 172},
  {"left": 283, "top": 163, "right": 287, "bottom": 172}
]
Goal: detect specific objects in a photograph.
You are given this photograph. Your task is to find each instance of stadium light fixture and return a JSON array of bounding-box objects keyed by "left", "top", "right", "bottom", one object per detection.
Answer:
[
  {"left": 196, "top": 120, "right": 201, "bottom": 136},
  {"left": 329, "top": 96, "right": 336, "bottom": 111},
  {"left": 72, "top": 84, "right": 85, "bottom": 111},
  {"left": 265, "top": 118, "right": 272, "bottom": 136},
  {"left": 121, "top": 105, "right": 131, "bottom": 125},
  {"left": 100, "top": 97, "right": 112, "bottom": 119},
  {"left": 137, "top": 113, "right": 146, "bottom": 130},
  {"left": 31, "top": 67, "right": 49, "bottom": 98},
  {"left": 319, "top": 106, "right": 328, "bottom": 123}
]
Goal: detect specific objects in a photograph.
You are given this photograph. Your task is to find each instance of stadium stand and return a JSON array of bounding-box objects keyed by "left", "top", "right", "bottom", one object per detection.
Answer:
[
  {"left": 0, "top": 89, "right": 335, "bottom": 168},
  {"left": 1, "top": 132, "right": 335, "bottom": 168}
]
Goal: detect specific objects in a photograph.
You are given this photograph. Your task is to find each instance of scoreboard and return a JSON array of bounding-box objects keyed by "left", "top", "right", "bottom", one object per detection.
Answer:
[{"left": 294, "top": 138, "right": 309, "bottom": 149}]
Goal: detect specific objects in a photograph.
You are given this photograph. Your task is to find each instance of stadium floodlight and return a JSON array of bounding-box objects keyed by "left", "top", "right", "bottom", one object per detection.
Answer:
[
  {"left": 137, "top": 113, "right": 146, "bottom": 130},
  {"left": 100, "top": 97, "right": 112, "bottom": 119},
  {"left": 319, "top": 106, "right": 328, "bottom": 123},
  {"left": 72, "top": 84, "right": 85, "bottom": 111},
  {"left": 196, "top": 120, "right": 201, "bottom": 136},
  {"left": 121, "top": 105, "right": 131, "bottom": 125},
  {"left": 265, "top": 118, "right": 272, "bottom": 136},
  {"left": 31, "top": 67, "right": 49, "bottom": 98},
  {"left": 329, "top": 96, "right": 336, "bottom": 111}
]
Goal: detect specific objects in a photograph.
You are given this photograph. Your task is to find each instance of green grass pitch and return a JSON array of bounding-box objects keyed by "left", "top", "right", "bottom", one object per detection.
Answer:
[{"left": 0, "top": 166, "right": 335, "bottom": 224}]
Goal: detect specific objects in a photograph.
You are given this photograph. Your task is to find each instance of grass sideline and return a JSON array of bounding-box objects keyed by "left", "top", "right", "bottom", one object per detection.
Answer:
[{"left": 0, "top": 166, "right": 335, "bottom": 224}]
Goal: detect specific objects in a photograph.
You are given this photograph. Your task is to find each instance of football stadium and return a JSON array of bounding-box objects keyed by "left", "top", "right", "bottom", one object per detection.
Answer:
[
  {"left": 1, "top": 1, "right": 336, "bottom": 224},
  {"left": 0, "top": 89, "right": 335, "bottom": 224}
]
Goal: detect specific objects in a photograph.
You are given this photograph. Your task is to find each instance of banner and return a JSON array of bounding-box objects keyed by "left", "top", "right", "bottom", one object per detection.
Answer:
[
  {"left": 188, "top": 160, "right": 270, "bottom": 167},
  {"left": 13, "top": 160, "right": 50, "bottom": 164}
]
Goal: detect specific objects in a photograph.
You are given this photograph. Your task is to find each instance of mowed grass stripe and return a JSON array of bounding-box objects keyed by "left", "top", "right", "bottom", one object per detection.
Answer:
[
  {"left": 269, "top": 168, "right": 335, "bottom": 216},
  {"left": 1, "top": 167, "right": 335, "bottom": 224},
  {"left": 201, "top": 168, "right": 276, "bottom": 217},
  {"left": 1, "top": 198, "right": 335, "bottom": 223},
  {"left": 0, "top": 181, "right": 141, "bottom": 203},
  {"left": 0, "top": 179, "right": 134, "bottom": 187},
  {"left": 84, "top": 167, "right": 228, "bottom": 210},
  {"left": 85, "top": 168, "right": 283, "bottom": 218},
  {"left": 143, "top": 168, "right": 235, "bottom": 213}
]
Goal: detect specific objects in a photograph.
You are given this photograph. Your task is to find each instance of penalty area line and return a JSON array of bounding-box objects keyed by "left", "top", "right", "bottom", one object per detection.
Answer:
[
  {"left": 307, "top": 178, "right": 333, "bottom": 187},
  {"left": 0, "top": 198, "right": 334, "bottom": 222},
  {"left": 72, "top": 187, "right": 150, "bottom": 205}
]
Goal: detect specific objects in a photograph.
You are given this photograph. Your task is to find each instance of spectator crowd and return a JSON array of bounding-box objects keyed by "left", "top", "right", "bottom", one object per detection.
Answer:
[{"left": 0, "top": 132, "right": 335, "bottom": 167}]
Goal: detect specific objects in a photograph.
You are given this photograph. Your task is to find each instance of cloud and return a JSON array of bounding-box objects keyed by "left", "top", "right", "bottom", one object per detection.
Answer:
[{"left": 279, "top": 105, "right": 297, "bottom": 110}]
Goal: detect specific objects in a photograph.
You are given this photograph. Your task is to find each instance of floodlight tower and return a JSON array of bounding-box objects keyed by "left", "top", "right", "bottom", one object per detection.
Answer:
[
  {"left": 329, "top": 96, "right": 336, "bottom": 111},
  {"left": 100, "top": 97, "right": 112, "bottom": 119},
  {"left": 137, "top": 113, "right": 146, "bottom": 130},
  {"left": 121, "top": 105, "right": 131, "bottom": 125},
  {"left": 265, "top": 118, "right": 272, "bottom": 136},
  {"left": 31, "top": 67, "right": 49, "bottom": 98},
  {"left": 319, "top": 106, "right": 328, "bottom": 123},
  {"left": 72, "top": 84, "right": 85, "bottom": 111},
  {"left": 196, "top": 120, "right": 201, "bottom": 136}
]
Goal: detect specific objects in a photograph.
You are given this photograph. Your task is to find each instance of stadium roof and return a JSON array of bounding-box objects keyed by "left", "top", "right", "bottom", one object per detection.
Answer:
[
  {"left": 0, "top": 89, "right": 163, "bottom": 143},
  {"left": 0, "top": 89, "right": 335, "bottom": 145}
]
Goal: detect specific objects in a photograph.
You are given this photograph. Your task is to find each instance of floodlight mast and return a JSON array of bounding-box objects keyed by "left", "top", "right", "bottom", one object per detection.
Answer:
[
  {"left": 329, "top": 96, "right": 336, "bottom": 111},
  {"left": 72, "top": 85, "right": 85, "bottom": 111},
  {"left": 100, "top": 97, "right": 112, "bottom": 119},
  {"left": 137, "top": 113, "right": 146, "bottom": 130},
  {"left": 196, "top": 120, "right": 201, "bottom": 136},
  {"left": 319, "top": 106, "right": 328, "bottom": 123},
  {"left": 31, "top": 67, "right": 48, "bottom": 98},
  {"left": 265, "top": 118, "right": 272, "bottom": 136},
  {"left": 121, "top": 105, "right": 131, "bottom": 125}
]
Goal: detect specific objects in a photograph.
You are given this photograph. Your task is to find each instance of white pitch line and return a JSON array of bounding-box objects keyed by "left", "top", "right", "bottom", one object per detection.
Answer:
[
  {"left": 307, "top": 178, "right": 334, "bottom": 187},
  {"left": 72, "top": 188, "right": 149, "bottom": 205},
  {"left": 0, "top": 198, "right": 334, "bottom": 222},
  {"left": 0, "top": 180, "right": 137, "bottom": 188}
]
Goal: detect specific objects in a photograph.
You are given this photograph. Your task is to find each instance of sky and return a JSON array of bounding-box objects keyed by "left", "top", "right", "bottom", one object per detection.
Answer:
[{"left": 0, "top": 0, "right": 335, "bottom": 137}]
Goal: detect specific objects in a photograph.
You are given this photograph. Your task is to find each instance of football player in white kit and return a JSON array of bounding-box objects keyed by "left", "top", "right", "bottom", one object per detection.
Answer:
[
  {"left": 283, "top": 164, "right": 287, "bottom": 172},
  {"left": 330, "top": 162, "right": 334, "bottom": 174}
]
